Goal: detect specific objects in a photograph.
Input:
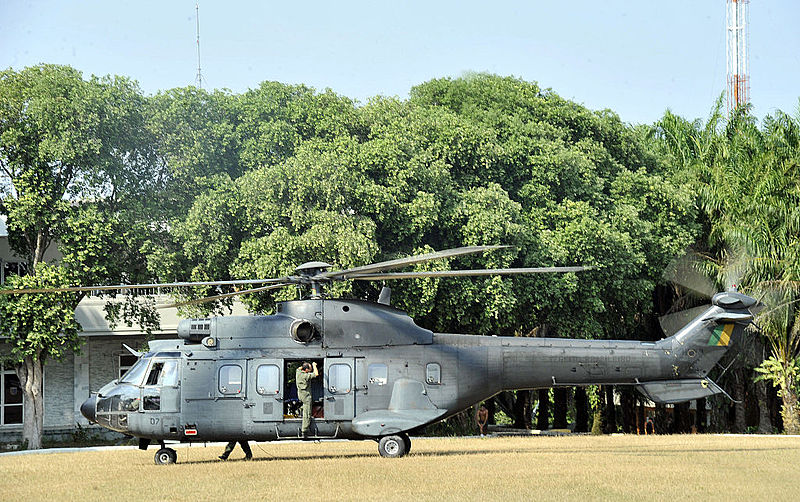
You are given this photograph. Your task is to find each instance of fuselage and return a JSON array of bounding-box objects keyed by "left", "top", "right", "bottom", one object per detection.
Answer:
[{"left": 81, "top": 294, "right": 754, "bottom": 443}]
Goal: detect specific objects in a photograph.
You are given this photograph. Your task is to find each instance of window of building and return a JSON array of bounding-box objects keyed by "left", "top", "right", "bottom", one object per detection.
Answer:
[
  {"left": 1, "top": 261, "right": 27, "bottom": 286},
  {"left": 119, "top": 354, "right": 138, "bottom": 380},
  {"left": 1, "top": 367, "right": 23, "bottom": 425},
  {"left": 218, "top": 365, "right": 243, "bottom": 394},
  {"left": 328, "top": 364, "right": 351, "bottom": 394},
  {"left": 368, "top": 363, "right": 388, "bottom": 386},
  {"left": 256, "top": 365, "right": 280, "bottom": 395},
  {"left": 426, "top": 363, "right": 441, "bottom": 385}
]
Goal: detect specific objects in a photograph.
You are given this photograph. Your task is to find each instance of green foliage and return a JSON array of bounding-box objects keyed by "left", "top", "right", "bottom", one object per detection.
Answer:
[
  {"left": 754, "top": 356, "right": 800, "bottom": 395},
  {"left": 0, "top": 264, "right": 81, "bottom": 362},
  {"left": 652, "top": 100, "right": 800, "bottom": 433},
  {"left": 0, "top": 64, "right": 162, "bottom": 448},
  {"left": 149, "top": 73, "right": 696, "bottom": 340}
]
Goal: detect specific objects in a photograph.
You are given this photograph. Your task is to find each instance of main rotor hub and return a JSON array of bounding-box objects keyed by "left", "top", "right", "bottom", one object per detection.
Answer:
[
  {"left": 295, "top": 261, "right": 333, "bottom": 277},
  {"left": 294, "top": 261, "right": 333, "bottom": 298}
]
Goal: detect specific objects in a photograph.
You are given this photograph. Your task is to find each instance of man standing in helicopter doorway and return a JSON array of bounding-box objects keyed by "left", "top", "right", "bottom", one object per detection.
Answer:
[{"left": 296, "top": 361, "right": 319, "bottom": 436}]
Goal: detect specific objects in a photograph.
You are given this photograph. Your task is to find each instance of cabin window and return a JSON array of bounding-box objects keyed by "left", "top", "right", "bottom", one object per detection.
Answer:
[
  {"left": 1, "top": 366, "right": 23, "bottom": 425},
  {"left": 219, "top": 365, "right": 243, "bottom": 394},
  {"left": 368, "top": 363, "right": 388, "bottom": 386},
  {"left": 426, "top": 363, "right": 441, "bottom": 385},
  {"left": 119, "top": 354, "right": 138, "bottom": 380},
  {"left": 328, "top": 364, "right": 351, "bottom": 394},
  {"left": 256, "top": 364, "right": 280, "bottom": 395}
]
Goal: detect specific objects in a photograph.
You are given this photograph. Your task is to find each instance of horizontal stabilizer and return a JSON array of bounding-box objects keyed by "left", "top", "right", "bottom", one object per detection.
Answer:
[
  {"left": 352, "top": 409, "right": 447, "bottom": 437},
  {"left": 635, "top": 378, "right": 723, "bottom": 404}
]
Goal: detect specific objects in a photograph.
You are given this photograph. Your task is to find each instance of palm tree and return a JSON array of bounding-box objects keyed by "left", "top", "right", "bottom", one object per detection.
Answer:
[{"left": 653, "top": 102, "right": 800, "bottom": 433}]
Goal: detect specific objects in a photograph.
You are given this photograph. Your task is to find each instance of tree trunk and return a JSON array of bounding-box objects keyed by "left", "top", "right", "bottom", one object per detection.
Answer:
[
  {"left": 754, "top": 379, "right": 772, "bottom": 433},
  {"left": 485, "top": 397, "right": 496, "bottom": 426},
  {"left": 620, "top": 389, "right": 636, "bottom": 433},
  {"left": 655, "top": 404, "right": 669, "bottom": 434},
  {"left": 552, "top": 388, "right": 568, "bottom": 429},
  {"left": 574, "top": 387, "right": 589, "bottom": 433},
  {"left": 708, "top": 395, "right": 728, "bottom": 432},
  {"left": 732, "top": 369, "right": 746, "bottom": 433},
  {"left": 16, "top": 355, "right": 45, "bottom": 449},
  {"left": 536, "top": 389, "right": 549, "bottom": 430},
  {"left": 603, "top": 386, "right": 616, "bottom": 434},
  {"left": 673, "top": 402, "right": 690, "bottom": 433},
  {"left": 779, "top": 380, "right": 800, "bottom": 434},
  {"left": 512, "top": 390, "right": 532, "bottom": 429},
  {"left": 695, "top": 398, "right": 707, "bottom": 433}
]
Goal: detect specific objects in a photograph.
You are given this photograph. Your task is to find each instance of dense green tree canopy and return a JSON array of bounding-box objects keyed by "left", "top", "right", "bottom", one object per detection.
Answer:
[
  {"left": 0, "top": 64, "right": 158, "bottom": 448},
  {"left": 152, "top": 74, "right": 698, "bottom": 340}
]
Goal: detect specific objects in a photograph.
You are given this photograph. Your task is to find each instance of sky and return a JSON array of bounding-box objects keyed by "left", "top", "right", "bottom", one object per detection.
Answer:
[{"left": 1, "top": 0, "right": 799, "bottom": 125}]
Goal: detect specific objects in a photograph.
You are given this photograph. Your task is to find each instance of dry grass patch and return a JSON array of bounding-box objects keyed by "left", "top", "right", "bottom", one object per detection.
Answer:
[{"left": 1, "top": 435, "right": 798, "bottom": 501}]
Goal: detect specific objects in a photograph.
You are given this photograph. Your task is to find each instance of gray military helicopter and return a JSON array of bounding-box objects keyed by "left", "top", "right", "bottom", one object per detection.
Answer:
[{"left": 8, "top": 245, "right": 757, "bottom": 464}]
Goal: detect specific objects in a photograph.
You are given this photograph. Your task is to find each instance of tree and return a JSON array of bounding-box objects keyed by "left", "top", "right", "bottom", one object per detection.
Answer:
[
  {"left": 0, "top": 65, "right": 156, "bottom": 448},
  {"left": 652, "top": 102, "right": 800, "bottom": 433}
]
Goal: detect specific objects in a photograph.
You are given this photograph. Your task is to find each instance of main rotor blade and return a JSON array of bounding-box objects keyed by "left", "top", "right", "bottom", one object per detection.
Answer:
[
  {"left": 347, "top": 266, "right": 593, "bottom": 280},
  {"left": 319, "top": 245, "right": 512, "bottom": 280},
  {"left": 659, "top": 305, "right": 711, "bottom": 337},
  {"left": 0, "top": 278, "right": 292, "bottom": 295},
  {"left": 157, "top": 283, "right": 292, "bottom": 309}
]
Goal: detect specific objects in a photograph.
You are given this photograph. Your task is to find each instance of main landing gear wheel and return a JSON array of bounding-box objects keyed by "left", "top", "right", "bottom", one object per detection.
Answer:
[
  {"left": 378, "top": 434, "right": 408, "bottom": 458},
  {"left": 154, "top": 447, "right": 177, "bottom": 465}
]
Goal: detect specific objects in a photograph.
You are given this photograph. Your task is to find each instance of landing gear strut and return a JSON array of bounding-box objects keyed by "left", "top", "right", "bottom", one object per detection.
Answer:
[{"left": 154, "top": 440, "right": 177, "bottom": 465}]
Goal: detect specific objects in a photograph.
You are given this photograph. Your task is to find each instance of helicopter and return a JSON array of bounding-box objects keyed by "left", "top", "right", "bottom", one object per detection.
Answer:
[{"left": 5, "top": 245, "right": 757, "bottom": 464}]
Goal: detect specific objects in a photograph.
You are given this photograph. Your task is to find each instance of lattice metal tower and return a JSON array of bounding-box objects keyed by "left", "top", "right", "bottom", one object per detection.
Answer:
[
  {"left": 195, "top": 1, "right": 203, "bottom": 88},
  {"left": 726, "top": 0, "right": 749, "bottom": 112}
]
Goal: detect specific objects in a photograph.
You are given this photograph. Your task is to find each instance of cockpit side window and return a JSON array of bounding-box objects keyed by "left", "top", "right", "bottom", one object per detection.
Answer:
[
  {"left": 119, "top": 357, "right": 150, "bottom": 385},
  {"left": 146, "top": 362, "right": 164, "bottom": 386},
  {"left": 159, "top": 360, "right": 179, "bottom": 387}
]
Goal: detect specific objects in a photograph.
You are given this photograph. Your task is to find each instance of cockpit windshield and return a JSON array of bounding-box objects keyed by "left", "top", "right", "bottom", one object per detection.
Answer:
[{"left": 119, "top": 356, "right": 150, "bottom": 385}]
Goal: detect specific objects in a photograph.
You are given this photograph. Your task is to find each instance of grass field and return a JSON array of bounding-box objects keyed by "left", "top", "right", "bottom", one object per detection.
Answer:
[{"left": 1, "top": 434, "right": 799, "bottom": 501}]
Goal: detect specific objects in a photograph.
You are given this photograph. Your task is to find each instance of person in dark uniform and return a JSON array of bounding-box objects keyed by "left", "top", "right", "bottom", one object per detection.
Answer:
[
  {"left": 296, "top": 361, "right": 319, "bottom": 436},
  {"left": 219, "top": 440, "right": 252, "bottom": 460}
]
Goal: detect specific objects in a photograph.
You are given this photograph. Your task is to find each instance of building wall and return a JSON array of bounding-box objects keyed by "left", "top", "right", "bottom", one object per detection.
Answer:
[
  {"left": 44, "top": 352, "right": 74, "bottom": 428},
  {"left": 1, "top": 333, "right": 175, "bottom": 445}
]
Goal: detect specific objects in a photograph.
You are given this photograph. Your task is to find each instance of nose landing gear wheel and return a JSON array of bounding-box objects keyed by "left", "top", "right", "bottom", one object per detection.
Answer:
[
  {"left": 154, "top": 447, "right": 177, "bottom": 465},
  {"left": 378, "top": 434, "right": 408, "bottom": 458}
]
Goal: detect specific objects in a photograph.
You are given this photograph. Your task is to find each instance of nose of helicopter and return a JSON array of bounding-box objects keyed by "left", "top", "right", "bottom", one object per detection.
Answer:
[{"left": 80, "top": 395, "right": 97, "bottom": 423}]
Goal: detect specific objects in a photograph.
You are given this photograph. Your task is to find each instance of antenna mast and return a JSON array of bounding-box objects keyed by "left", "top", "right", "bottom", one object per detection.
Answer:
[
  {"left": 195, "top": 1, "right": 203, "bottom": 88},
  {"left": 726, "top": 0, "right": 749, "bottom": 113}
]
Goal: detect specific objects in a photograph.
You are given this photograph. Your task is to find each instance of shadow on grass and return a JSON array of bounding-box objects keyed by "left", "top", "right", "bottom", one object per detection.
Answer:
[
  {"left": 174, "top": 440, "right": 800, "bottom": 465},
  {"left": 178, "top": 448, "right": 508, "bottom": 465}
]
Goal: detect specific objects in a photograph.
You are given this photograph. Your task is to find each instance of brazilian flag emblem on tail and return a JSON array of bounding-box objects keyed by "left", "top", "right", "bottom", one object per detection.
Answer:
[{"left": 708, "top": 324, "right": 734, "bottom": 346}]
